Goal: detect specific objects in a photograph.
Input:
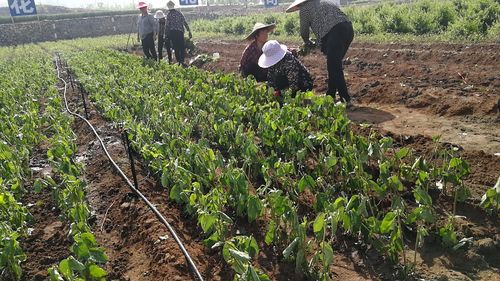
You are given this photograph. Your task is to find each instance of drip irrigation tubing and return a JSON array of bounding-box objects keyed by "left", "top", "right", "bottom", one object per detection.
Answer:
[{"left": 54, "top": 54, "right": 205, "bottom": 281}]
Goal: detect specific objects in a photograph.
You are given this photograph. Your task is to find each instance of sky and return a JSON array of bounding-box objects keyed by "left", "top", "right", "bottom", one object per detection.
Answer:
[{"left": 1, "top": 0, "right": 178, "bottom": 9}]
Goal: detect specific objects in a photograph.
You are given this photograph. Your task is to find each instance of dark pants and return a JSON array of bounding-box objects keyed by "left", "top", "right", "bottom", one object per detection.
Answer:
[
  {"left": 165, "top": 36, "right": 173, "bottom": 63},
  {"left": 158, "top": 34, "right": 164, "bottom": 61},
  {"left": 321, "top": 21, "right": 354, "bottom": 103},
  {"left": 168, "top": 30, "right": 186, "bottom": 65},
  {"left": 158, "top": 35, "right": 173, "bottom": 63},
  {"left": 241, "top": 63, "right": 267, "bottom": 82},
  {"left": 141, "top": 32, "right": 157, "bottom": 60},
  {"left": 274, "top": 75, "right": 313, "bottom": 97}
]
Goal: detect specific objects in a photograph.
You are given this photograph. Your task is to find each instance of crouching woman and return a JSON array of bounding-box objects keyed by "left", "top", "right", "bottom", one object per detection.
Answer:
[{"left": 258, "top": 40, "right": 313, "bottom": 97}]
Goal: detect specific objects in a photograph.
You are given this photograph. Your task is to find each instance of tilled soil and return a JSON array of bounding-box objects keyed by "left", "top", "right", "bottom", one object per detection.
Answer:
[{"left": 20, "top": 143, "right": 72, "bottom": 281}]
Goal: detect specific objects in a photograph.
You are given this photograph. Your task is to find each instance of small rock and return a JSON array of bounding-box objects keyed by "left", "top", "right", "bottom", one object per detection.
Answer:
[
  {"left": 120, "top": 202, "right": 130, "bottom": 209},
  {"left": 173, "top": 275, "right": 183, "bottom": 281}
]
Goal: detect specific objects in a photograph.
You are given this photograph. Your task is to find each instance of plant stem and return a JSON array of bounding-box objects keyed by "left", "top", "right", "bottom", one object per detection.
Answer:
[
  {"left": 413, "top": 226, "right": 419, "bottom": 265},
  {"left": 398, "top": 214, "right": 407, "bottom": 266},
  {"left": 452, "top": 183, "right": 459, "bottom": 219}
]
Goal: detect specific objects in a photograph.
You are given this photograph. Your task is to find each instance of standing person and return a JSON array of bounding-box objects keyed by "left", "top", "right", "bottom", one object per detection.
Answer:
[
  {"left": 239, "top": 23, "right": 276, "bottom": 82},
  {"left": 137, "top": 2, "right": 158, "bottom": 60},
  {"left": 154, "top": 10, "right": 168, "bottom": 62},
  {"left": 165, "top": 0, "right": 192, "bottom": 66},
  {"left": 258, "top": 40, "right": 313, "bottom": 97},
  {"left": 286, "top": 0, "right": 353, "bottom": 106}
]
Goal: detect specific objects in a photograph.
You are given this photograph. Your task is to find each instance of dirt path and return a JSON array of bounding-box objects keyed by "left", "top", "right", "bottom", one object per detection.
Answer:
[
  {"left": 21, "top": 142, "right": 72, "bottom": 281},
  {"left": 194, "top": 40, "right": 500, "bottom": 156}
]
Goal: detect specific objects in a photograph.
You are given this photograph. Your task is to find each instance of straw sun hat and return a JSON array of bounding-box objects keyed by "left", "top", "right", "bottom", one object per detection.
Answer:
[
  {"left": 154, "top": 10, "right": 165, "bottom": 19},
  {"left": 258, "top": 40, "right": 288, "bottom": 69},
  {"left": 245, "top": 22, "right": 276, "bottom": 41},
  {"left": 286, "top": 0, "right": 312, "bottom": 13}
]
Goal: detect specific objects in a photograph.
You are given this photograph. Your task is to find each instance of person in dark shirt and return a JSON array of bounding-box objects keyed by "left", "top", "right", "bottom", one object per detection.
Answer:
[
  {"left": 239, "top": 23, "right": 276, "bottom": 82},
  {"left": 165, "top": 0, "right": 192, "bottom": 66},
  {"left": 287, "top": 0, "right": 353, "bottom": 106},
  {"left": 258, "top": 40, "right": 313, "bottom": 97},
  {"left": 154, "top": 10, "right": 172, "bottom": 63}
]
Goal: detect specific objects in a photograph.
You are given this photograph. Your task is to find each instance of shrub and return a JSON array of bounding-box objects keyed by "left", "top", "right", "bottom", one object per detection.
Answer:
[
  {"left": 435, "top": 4, "right": 456, "bottom": 30},
  {"left": 284, "top": 17, "right": 297, "bottom": 36},
  {"left": 233, "top": 22, "right": 246, "bottom": 35}
]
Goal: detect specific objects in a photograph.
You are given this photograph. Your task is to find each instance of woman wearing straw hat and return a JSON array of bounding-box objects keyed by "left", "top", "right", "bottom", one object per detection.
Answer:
[
  {"left": 258, "top": 40, "right": 313, "bottom": 97},
  {"left": 165, "top": 0, "right": 192, "bottom": 66},
  {"left": 286, "top": 0, "right": 353, "bottom": 106},
  {"left": 154, "top": 10, "right": 173, "bottom": 63},
  {"left": 136, "top": 2, "right": 158, "bottom": 60},
  {"left": 239, "top": 22, "right": 275, "bottom": 82}
]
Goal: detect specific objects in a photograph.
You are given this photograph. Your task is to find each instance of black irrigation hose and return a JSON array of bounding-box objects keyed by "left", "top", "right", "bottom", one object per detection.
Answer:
[{"left": 54, "top": 55, "right": 205, "bottom": 281}]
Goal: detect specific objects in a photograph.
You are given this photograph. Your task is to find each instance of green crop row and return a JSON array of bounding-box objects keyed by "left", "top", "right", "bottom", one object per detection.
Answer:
[
  {"left": 191, "top": 0, "right": 500, "bottom": 42},
  {"left": 63, "top": 47, "right": 486, "bottom": 279},
  {"left": 0, "top": 47, "right": 59, "bottom": 280},
  {"left": 37, "top": 69, "right": 109, "bottom": 280},
  {"left": 0, "top": 44, "right": 108, "bottom": 280}
]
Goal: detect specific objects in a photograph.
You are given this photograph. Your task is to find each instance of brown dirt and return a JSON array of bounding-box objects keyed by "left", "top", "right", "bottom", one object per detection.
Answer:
[{"left": 21, "top": 144, "right": 72, "bottom": 281}]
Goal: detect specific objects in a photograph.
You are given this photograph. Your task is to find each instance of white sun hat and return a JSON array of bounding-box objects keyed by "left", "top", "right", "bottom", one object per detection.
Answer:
[
  {"left": 286, "top": 0, "right": 312, "bottom": 13},
  {"left": 167, "top": 0, "right": 175, "bottom": 9},
  {"left": 258, "top": 40, "right": 288, "bottom": 69},
  {"left": 154, "top": 10, "right": 165, "bottom": 19}
]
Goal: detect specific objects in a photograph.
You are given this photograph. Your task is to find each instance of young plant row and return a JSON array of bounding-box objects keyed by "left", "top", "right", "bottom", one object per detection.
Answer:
[
  {"left": 37, "top": 84, "right": 109, "bottom": 280},
  {"left": 67, "top": 49, "right": 476, "bottom": 279},
  {"left": 0, "top": 47, "right": 58, "bottom": 280}
]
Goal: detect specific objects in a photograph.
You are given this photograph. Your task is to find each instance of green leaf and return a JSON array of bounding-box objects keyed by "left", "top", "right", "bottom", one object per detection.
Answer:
[
  {"left": 67, "top": 256, "right": 85, "bottom": 271},
  {"left": 48, "top": 267, "right": 65, "bottom": 281},
  {"left": 58, "top": 259, "right": 72, "bottom": 279},
  {"left": 449, "top": 157, "right": 462, "bottom": 168},
  {"left": 88, "top": 264, "right": 107, "bottom": 278},
  {"left": 456, "top": 186, "right": 471, "bottom": 202},
  {"left": 229, "top": 249, "right": 251, "bottom": 263},
  {"left": 265, "top": 220, "right": 276, "bottom": 245},
  {"left": 283, "top": 237, "right": 299, "bottom": 259},
  {"left": 199, "top": 213, "right": 217, "bottom": 233},
  {"left": 247, "top": 195, "right": 262, "bottom": 223},
  {"left": 321, "top": 241, "right": 334, "bottom": 266},
  {"left": 380, "top": 212, "right": 396, "bottom": 234},
  {"left": 396, "top": 147, "right": 410, "bottom": 159},
  {"left": 208, "top": 149, "right": 216, "bottom": 161},
  {"left": 297, "top": 175, "right": 315, "bottom": 192},
  {"left": 345, "top": 195, "right": 360, "bottom": 211},
  {"left": 33, "top": 179, "right": 44, "bottom": 193},
  {"left": 325, "top": 156, "right": 337, "bottom": 169},
  {"left": 89, "top": 248, "right": 108, "bottom": 263},
  {"left": 161, "top": 170, "right": 169, "bottom": 187},
  {"left": 413, "top": 187, "right": 432, "bottom": 206},
  {"left": 313, "top": 213, "right": 326, "bottom": 234}
]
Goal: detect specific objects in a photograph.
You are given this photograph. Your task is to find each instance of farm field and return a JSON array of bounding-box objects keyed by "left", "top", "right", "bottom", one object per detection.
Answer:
[{"left": 0, "top": 0, "right": 499, "bottom": 280}]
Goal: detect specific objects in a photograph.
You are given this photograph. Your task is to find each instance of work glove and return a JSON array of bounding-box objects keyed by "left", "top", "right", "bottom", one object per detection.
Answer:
[{"left": 188, "top": 31, "right": 193, "bottom": 39}]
